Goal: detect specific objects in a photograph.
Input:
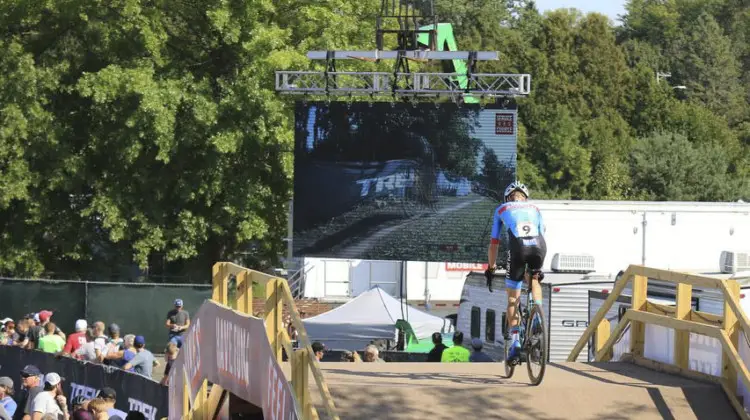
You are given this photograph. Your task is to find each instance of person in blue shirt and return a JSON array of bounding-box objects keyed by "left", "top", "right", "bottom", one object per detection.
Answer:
[
  {"left": 485, "top": 181, "right": 547, "bottom": 362},
  {"left": 0, "top": 376, "right": 17, "bottom": 419}
]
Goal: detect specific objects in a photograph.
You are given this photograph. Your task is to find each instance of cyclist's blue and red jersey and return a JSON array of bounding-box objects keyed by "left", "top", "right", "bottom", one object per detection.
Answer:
[{"left": 490, "top": 202, "right": 546, "bottom": 244}]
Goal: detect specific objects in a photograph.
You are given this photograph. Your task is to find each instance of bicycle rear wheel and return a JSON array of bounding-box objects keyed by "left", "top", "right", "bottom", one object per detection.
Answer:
[{"left": 525, "top": 304, "right": 547, "bottom": 386}]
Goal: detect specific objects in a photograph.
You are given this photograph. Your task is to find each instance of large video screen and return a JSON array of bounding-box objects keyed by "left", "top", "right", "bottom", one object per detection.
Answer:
[{"left": 292, "top": 101, "right": 518, "bottom": 262}]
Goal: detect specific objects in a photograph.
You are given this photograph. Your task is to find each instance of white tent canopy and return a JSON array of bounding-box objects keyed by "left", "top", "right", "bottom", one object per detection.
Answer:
[{"left": 302, "top": 286, "right": 451, "bottom": 351}]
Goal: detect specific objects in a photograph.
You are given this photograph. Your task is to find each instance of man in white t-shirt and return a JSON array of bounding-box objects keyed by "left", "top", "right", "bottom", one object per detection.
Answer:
[
  {"left": 74, "top": 330, "right": 108, "bottom": 363},
  {"left": 31, "top": 373, "right": 68, "bottom": 420}
]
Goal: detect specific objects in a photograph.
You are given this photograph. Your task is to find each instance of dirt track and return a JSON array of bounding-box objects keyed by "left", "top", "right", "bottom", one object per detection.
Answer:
[{"left": 293, "top": 362, "right": 738, "bottom": 420}]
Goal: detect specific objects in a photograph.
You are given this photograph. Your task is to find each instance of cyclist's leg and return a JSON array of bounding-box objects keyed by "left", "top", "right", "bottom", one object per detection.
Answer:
[
  {"left": 526, "top": 236, "right": 547, "bottom": 306},
  {"left": 505, "top": 239, "right": 525, "bottom": 360}
]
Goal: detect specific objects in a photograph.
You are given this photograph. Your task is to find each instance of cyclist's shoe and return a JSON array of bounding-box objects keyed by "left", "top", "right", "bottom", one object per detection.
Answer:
[
  {"left": 507, "top": 339, "right": 521, "bottom": 362},
  {"left": 484, "top": 267, "right": 494, "bottom": 292}
]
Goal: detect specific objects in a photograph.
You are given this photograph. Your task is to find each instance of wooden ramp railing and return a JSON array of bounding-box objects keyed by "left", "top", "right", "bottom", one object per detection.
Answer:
[
  {"left": 209, "top": 262, "right": 340, "bottom": 420},
  {"left": 569, "top": 265, "right": 750, "bottom": 419}
]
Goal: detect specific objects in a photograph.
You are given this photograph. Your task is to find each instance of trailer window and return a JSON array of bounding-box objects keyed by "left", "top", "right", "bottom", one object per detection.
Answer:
[
  {"left": 470, "top": 306, "right": 481, "bottom": 338},
  {"left": 486, "top": 309, "right": 496, "bottom": 342}
]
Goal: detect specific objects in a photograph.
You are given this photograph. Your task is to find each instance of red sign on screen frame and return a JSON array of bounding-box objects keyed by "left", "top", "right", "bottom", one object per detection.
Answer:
[
  {"left": 445, "top": 262, "right": 489, "bottom": 271},
  {"left": 495, "top": 113, "right": 514, "bottom": 135}
]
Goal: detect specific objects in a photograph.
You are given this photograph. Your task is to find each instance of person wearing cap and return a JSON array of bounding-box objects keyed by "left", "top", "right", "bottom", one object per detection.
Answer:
[
  {"left": 19, "top": 365, "right": 43, "bottom": 420},
  {"left": 97, "top": 388, "right": 126, "bottom": 420},
  {"left": 62, "top": 320, "right": 88, "bottom": 358},
  {"left": 440, "top": 331, "right": 470, "bottom": 363},
  {"left": 427, "top": 332, "right": 448, "bottom": 362},
  {"left": 468, "top": 338, "right": 495, "bottom": 363},
  {"left": 165, "top": 299, "right": 190, "bottom": 349},
  {"left": 0, "top": 377, "right": 16, "bottom": 418},
  {"left": 310, "top": 342, "right": 326, "bottom": 362},
  {"left": 122, "top": 336, "right": 156, "bottom": 379},
  {"left": 27, "top": 312, "right": 64, "bottom": 350},
  {"left": 102, "top": 325, "right": 123, "bottom": 366},
  {"left": 30, "top": 373, "right": 68, "bottom": 420}
]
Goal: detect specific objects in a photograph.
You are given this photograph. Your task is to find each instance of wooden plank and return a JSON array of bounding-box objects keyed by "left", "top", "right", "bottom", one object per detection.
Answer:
[
  {"left": 630, "top": 274, "right": 648, "bottom": 357},
  {"left": 720, "top": 280, "right": 750, "bottom": 345},
  {"left": 277, "top": 278, "right": 340, "bottom": 420},
  {"left": 675, "top": 283, "right": 692, "bottom": 370},
  {"left": 635, "top": 266, "right": 722, "bottom": 289},
  {"left": 627, "top": 310, "right": 721, "bottom": 337},
  {"left": 721, "top": 379, "right": 750, "bottom": 420},
  {"left": 205, "top": 385, "right": 225, "bottom": 420},
  {"left": 567, "top": 265, "right": 634, "bottom": 361},
  {"left": 595, "top": 319, "right": 611, "bottom": 361},
  {"left": 723, "top": 280, "right": 741, "bottom": 396},
  {"left": 630, "top": 355, "right": 721, "bottom": 385},
  {"left": 689, "top": 310, "right": 723, "bottom": 326},
  {"left": 595, "top": 313, "right": 631, "bottom": 362},
  {"left": 265, "top": 279, "right": 283, "bottom": 362},
  {"left": 718, "top": 330, "right": 750, "bottom": 409},
  {"left": 183, "top": 370, "right": 192, "bottom": 420},
  {"left": 211, "top": 263, "right": 222, "bottom": 302},
  {"left": 236, "top": 271, "right": 250, "bottom": 314},
  {"left": 646, "top": 301, "right": 676, "bottom": 315}
]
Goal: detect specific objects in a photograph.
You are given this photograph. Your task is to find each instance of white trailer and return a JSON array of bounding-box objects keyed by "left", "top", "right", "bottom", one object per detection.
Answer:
[{"left": 300, "top": 200, "right": 750, "bottom": 305}]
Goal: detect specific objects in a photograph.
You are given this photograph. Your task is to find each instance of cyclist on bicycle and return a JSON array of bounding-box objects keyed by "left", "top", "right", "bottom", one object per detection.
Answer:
[{"left": 485, "top": 181, "right": 547, "bottom": 362}]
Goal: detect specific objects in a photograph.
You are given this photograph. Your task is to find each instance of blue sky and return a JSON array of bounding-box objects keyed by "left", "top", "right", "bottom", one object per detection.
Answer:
[{"left": 534, "top": 0, "right": 627, "bottom": 23}]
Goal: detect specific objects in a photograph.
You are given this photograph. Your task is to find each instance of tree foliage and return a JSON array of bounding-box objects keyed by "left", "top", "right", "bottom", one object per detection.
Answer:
[{"left": 1, "top": 0, "right": 749, "bottom": 278}]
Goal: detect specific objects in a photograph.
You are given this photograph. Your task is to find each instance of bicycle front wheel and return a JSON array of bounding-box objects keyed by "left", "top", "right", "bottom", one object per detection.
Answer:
[{"left": 525, "top": 304, "right": 547, "bottom": 386}]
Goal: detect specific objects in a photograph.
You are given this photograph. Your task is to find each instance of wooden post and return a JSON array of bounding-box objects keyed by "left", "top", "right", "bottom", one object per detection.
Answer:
[
  {"left": 293, "top": 349, "right": 314, "bottom": 419},
  {"left": 211, "top": 263, "right": 222, "bottom": 302},
  {"left": 236, "top": 270, "right": 251, "bottom": 314},
  {"left": 674, "top": 283, "right": 692, "bottom": 370},
  {"left": 193, "top": 380, "right": 207, "bottom": 420},
  {"left": 212, "top": 263, "right": 229, "bottom": 305},
  {"left": 183, "top": 370, "right": 192, "bottom": 420},
  {"left": 630, "top": 274, "right": 648, "bottom": 357},
  {"left": 723, "top": 280, "right": 741, "bottom": 396},
  {"left": 595, "top": 319, "right": 611, "bottom": 361},
  {"left": 266, "top": 279, "right": 283, "bottom": 362}
]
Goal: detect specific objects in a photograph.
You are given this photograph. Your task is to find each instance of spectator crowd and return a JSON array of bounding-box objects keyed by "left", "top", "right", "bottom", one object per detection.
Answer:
[
  {"left": 0, "top": 365, "right": 149, "bottom": 420},
  {"left": 0, "top": 299, "right": 192, "bottom": 420}
]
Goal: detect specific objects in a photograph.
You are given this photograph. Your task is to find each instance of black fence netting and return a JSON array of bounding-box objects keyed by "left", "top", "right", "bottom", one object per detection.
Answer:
[
  {"left": 0, "top": 279, "right": 86, "bottom": 334},
  {"left": 0, "top": 278, "right": 210, "bottom": 350},
  {"left": 87, "top": 283, "right": 211, "bottom": 350}
]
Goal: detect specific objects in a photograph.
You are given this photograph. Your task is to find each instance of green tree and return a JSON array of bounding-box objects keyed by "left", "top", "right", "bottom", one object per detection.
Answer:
[
  {"left": 630, "top": 132, "right": 736, "bottom": 201},
  {"left": 0, "top": 0, "right": 378, "bottom": 278}
]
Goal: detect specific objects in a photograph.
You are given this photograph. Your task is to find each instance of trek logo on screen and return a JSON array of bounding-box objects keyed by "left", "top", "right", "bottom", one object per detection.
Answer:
[
  {"left": 355, "top": 171, "right": 415, "bottom": 197},
  {"left": 495, "top": 113, "right": 514, "bottom": 135}
]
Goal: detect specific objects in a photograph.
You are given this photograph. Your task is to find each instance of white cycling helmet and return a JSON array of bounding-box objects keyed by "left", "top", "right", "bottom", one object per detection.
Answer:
[{"left": 504, "top": 181, "right": 530, "bottom": 202}]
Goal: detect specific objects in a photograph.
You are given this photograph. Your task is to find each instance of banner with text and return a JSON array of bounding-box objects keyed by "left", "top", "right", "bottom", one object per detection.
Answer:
[
  {"left": 0, "top": 345, "right": 167, "bottom": 420},
  {"left": 168, "top": 300, "right": 299, "bottom": 420}
]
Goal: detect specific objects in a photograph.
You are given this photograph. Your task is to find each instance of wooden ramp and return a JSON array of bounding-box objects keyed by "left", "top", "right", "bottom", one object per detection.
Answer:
[{"left": 284, "top": 362, "right": 738, "bottom": 420}]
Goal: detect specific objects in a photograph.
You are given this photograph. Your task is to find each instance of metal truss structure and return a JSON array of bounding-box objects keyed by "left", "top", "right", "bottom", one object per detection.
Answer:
[
  {"left": 274, "top": 0, "right": 532, "bottom": 100},
  {"left": 275, "top": 70, "right": 531, "bottom": 98}
]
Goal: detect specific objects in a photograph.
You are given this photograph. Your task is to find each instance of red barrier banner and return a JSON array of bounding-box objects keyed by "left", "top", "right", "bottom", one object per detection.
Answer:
[{"left": 168, "top": 300, "right": 299, "bottom": 420}]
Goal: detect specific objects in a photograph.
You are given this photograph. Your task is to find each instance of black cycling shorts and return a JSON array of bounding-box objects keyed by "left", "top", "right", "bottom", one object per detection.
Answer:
[{"left": 505, "top": 233, "right": 547, "bottom": 282}]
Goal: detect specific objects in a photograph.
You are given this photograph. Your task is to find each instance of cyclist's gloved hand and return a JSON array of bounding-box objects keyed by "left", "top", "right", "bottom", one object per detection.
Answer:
[{"left": 484, "top": 266, "right": 495, "bottom": 292}]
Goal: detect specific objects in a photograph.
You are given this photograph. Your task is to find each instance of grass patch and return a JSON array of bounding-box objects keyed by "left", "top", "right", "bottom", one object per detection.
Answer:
[{"left": 363, "top": 196, "right": 511, "bottom": 261}]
